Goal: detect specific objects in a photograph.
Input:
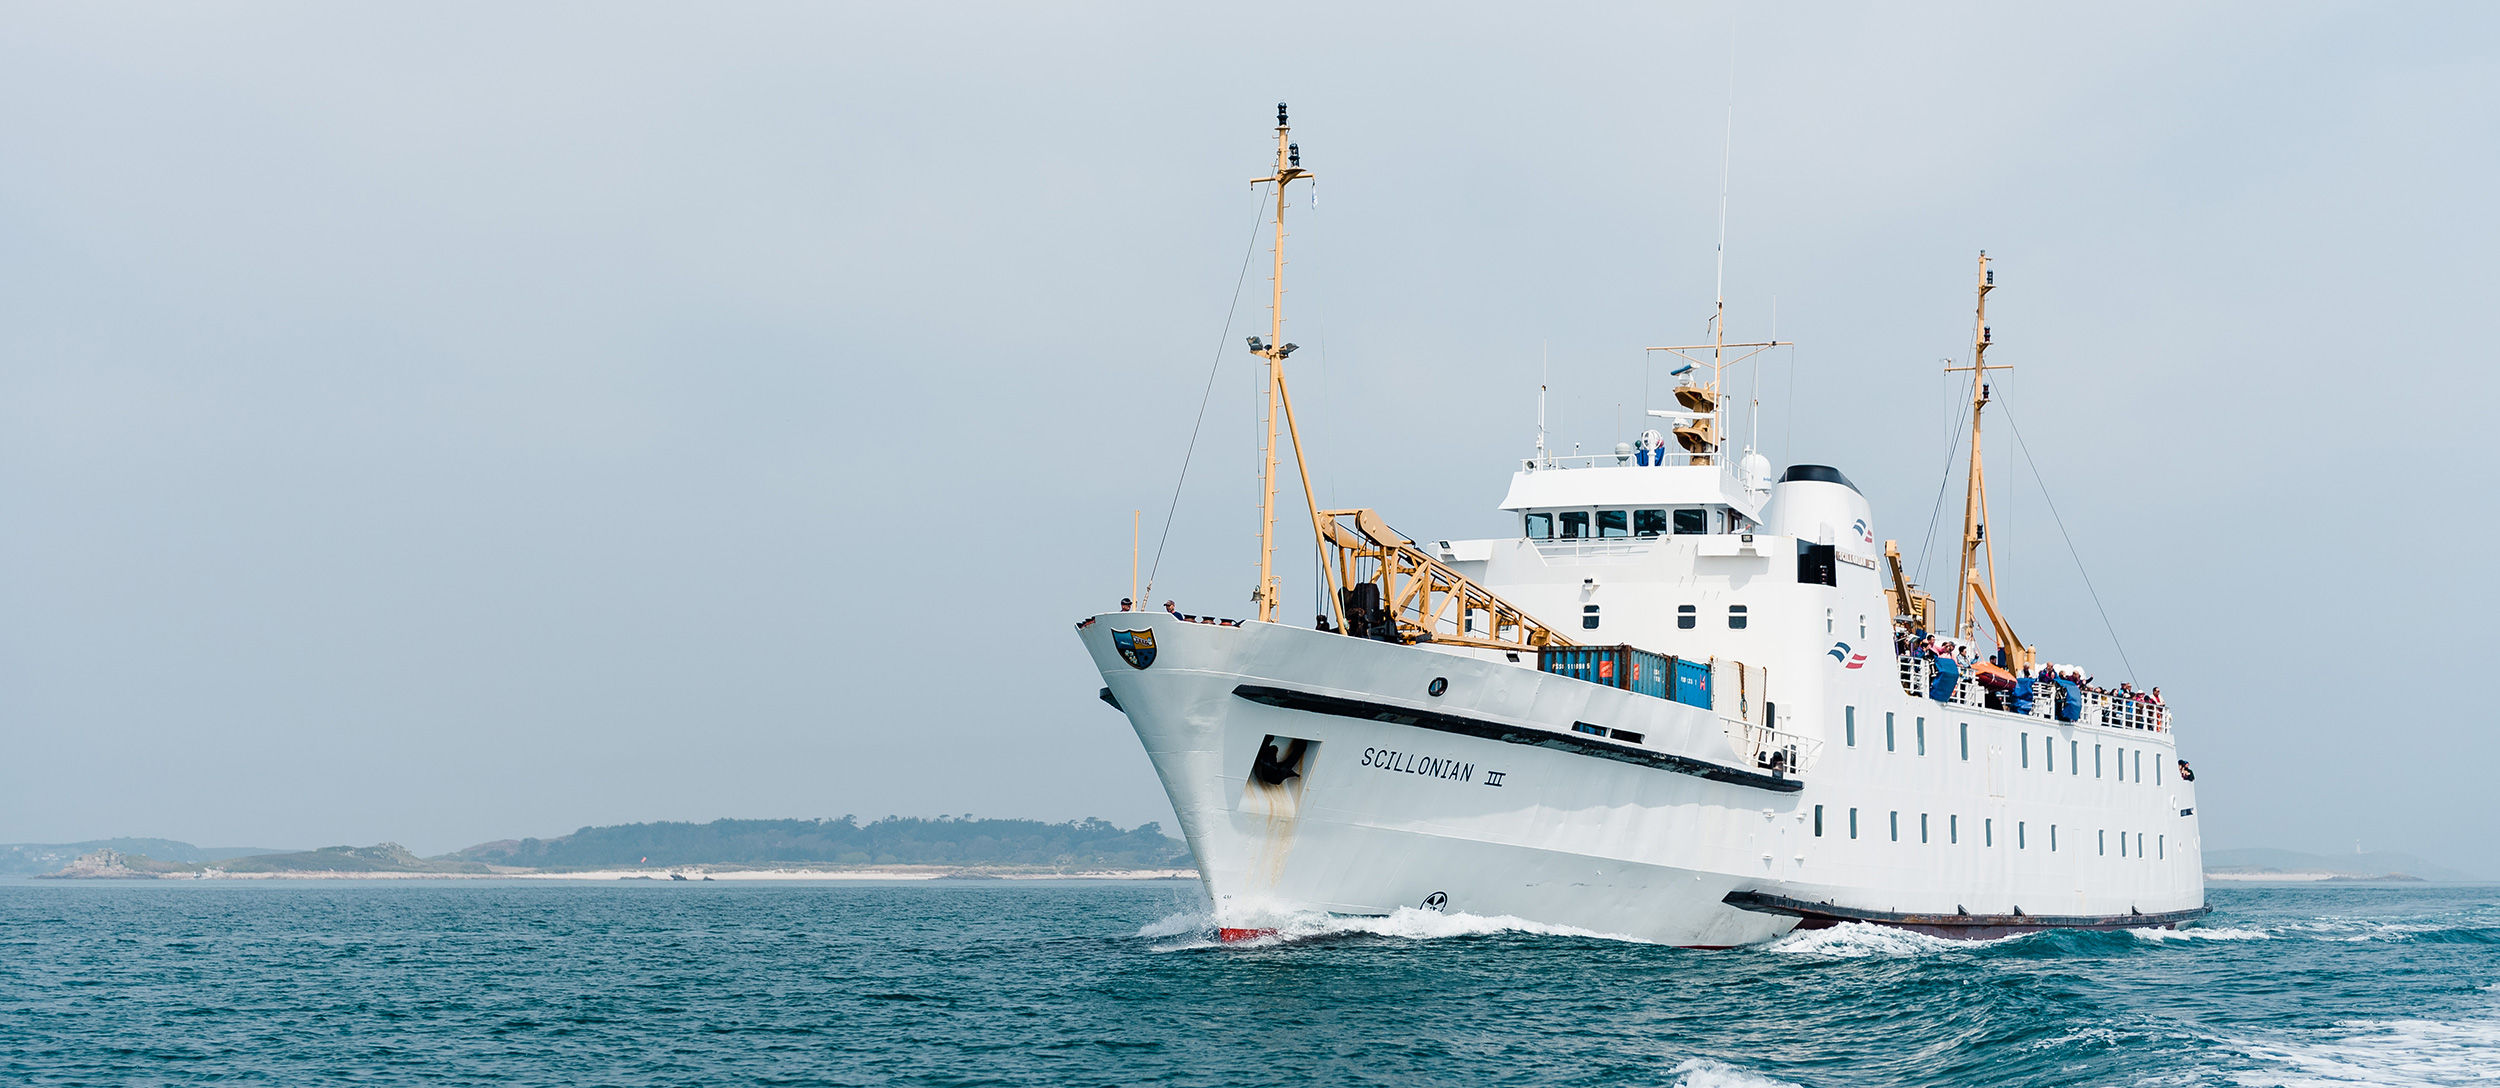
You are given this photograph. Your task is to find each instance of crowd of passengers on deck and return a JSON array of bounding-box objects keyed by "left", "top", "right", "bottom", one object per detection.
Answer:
[{"left": 1895, "top": 627, "right": 2163, "bottom": 724}]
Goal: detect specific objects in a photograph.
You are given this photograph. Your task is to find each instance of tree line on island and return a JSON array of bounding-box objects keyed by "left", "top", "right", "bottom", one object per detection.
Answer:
[
  {"left": 17, "top": 816, "right": 1190, "bottom": 876},
  {"left": 451, "top": 816, "right": 1188, "bottom": 870}
]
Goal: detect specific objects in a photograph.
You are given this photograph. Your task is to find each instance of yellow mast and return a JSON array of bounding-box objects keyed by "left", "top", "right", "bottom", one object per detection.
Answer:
[
  {"left": 1944, "top": 251, "right": 2022, "bottom": 664},
  {"left": 1248, "top": 102, "right": 1316, "bottom": 623}
]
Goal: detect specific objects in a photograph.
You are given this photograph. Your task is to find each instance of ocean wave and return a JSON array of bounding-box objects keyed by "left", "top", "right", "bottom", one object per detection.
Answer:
[
  {"left": 1763, "top": 920, "right": 2021, "bottom": 958},
  {"left": 1135, "top": 906, "right": 1641, "bottom": 948},
  {"left": 1670, "top": 1057, "right": 1806, "bottom": 1088},
  {"left": 2274, "top": 918, "right": 2498, "bottom": 944},
  {"left": 2130, "top": 925, "right": 2273, "bottom": 941},
  {"left": 2228, "top": 1017, "right": 2500, "bottom": 1087}
]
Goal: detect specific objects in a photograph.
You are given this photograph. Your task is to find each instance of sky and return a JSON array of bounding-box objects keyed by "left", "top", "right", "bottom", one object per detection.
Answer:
[{"left": 2, "top": 2, "right": 2493, "bottom": 869}]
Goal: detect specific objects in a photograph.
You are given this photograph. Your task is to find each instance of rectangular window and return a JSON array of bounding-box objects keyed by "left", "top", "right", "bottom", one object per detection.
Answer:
[
  {"left": 1582, "top": 604, "right": 1600, "bottom": 630},
  {"left": 2047, "top": 740, "right": 2056, "bottom": 773},
  {"left": 1635, "top": 509, "right": 1669, "bottom": 537},
  {"left": 1797, "top": 540, "right": 1838, "bottom": 586},
  {"left": 2136, "top": 750, "right": 2143, "bottom": 783},
  {"left": 2159, "top": 834, "right": 2164, "bottom": 859},
  {"left": 1959, "top": 722, "right": 1970, "bottom": 761},
  {"left": 1916, "top": 718, "right": 1927, "bottom": 756},
  {"left": 1920, "top": 814, "right": 1929, "bottom": 843},
  {"left": 2099, "top": 829, "right": 2107, "bottom": 856},
  {"left": 1889, "top": 811, "right": 1899, "bottom": 841},
  {"left": 1950, "top": 814, "right": 1959, "bottom": 844},
  {"left": 2139, "top": 832, "right": 2145, "bottom": 858},
  {"left": 1597, "top": 509, "right": 1629, "bottom": 538},
  {"left": 1674, "top": 508, "right": 1708, "bottom": 535},
  {"left": 2095, "top": 744, "right": 2104, "bottom": 779},
  {"left": 2118, "top": 746, "right": 2127, "bottom": 781},
  {"left": 1849, "top": 808, "right": 1859, "bottom": 839},
  {"left": 1814, "top": 805, "right": 1825, "bottom": 837},
  {"left": 1986, "top": 818, "right": 1994, "bottom": 847},
  {"left": 1727, "top": 605, "right": 1748, "bottom": 630},
  {"left": 1525, "top": 512, "right": 1552, "bottom": 539},
  {"left": 2156, "top": 758, "right": 2163, "bottom": 785},
  {"left": 2018, "top": 821, "right": 2026, "bottom": 849},
  {"left": 2051, "top": 825, "right": 2059, "bottom": 852},
  {"left": 1845, "top": 706, "right": 1857, "bottom": 747},
  {"left": 2071, "top": 740, "right": 2080, "bottom": 775},
  {"left": 2021, "top": 733, "right": 2031, "bottom": 769},
  {"left": 1885, "top": 713, "right": 1896, "bottom": 752},
  {"left": 1559, "top": 510, "right": 1589, "bottom": 539},
  {"left": 1573, "top": 723, "right": 1605, "bottom": 736},
  {"left": 1677, "top": 604, "right": 1697, "bottom": 629},
  {"left": 2120, "top": 831, "right": 2128, "bottom": 857}
]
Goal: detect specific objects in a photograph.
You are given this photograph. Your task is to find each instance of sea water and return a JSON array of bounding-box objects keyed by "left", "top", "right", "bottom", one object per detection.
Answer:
[{"left": 2, "top": 881, "right": 2493, "bottom": 1086}]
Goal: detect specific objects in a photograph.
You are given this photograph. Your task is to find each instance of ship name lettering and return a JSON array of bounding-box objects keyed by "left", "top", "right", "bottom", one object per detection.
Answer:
[{"left": 1359, "top": 747, "right": 1475, "bottom": 784}]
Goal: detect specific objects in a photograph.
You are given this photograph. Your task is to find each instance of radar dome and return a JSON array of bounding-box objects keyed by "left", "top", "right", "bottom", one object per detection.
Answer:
[{"left": 1740, "top": 450, "right": 1772, "bottom": 492}]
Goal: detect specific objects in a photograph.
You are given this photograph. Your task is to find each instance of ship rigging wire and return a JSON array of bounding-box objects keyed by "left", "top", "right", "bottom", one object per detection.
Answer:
[
  {"left": 1142, "top": 183, "right": 1273, "bottom": 603},
  {"left": 1993, "top": 390, "right": 2138, "bottom": 684}
]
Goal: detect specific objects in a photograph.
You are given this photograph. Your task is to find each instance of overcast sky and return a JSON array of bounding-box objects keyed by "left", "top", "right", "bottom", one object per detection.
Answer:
[{"left": 3, "top": 2, "right": 2493, "bottom": 871}]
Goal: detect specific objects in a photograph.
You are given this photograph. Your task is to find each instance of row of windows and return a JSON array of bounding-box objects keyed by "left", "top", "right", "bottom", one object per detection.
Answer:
[
  {"left": 1813, "top": 805, "right": 2165, "bottom": 858},
  {"left": 1842, "top": 709, "right": 1972, "bottom": 761},
  {"left": 1523, "top": 508, "right": 1724, "bottom": 540},
  {"left": 1838, "top": 707, "right": 2164, "bottom": 785},
  {"left": 2017, "top": 732, "right": 2158, "bottom": 784}
]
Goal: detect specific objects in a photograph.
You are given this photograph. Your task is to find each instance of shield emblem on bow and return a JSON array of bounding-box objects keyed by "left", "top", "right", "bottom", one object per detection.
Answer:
[{"left": 1112, "top": 629, "right": 1157, "bottom": 670}]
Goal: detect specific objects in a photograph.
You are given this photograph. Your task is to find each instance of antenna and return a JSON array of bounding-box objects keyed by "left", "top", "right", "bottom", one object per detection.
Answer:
[{"left": 1536, "top": 342, "right": 1549, "bottom": 467}]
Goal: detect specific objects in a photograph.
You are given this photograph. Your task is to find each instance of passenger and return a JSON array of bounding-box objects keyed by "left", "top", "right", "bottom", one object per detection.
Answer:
[
  {"left": 2149, "top": 686, "right": 2164, "bottom": 706},
  {"left": 1163, "top": 600, "right": 1181, "bottom": 616}
]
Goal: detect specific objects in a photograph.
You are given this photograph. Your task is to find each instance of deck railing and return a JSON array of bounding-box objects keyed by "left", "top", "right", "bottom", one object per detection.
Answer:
[
  {"left": 1894, "top": 654, "right": 2167, "bottom": 733},
  {"left": 1724, "top": 719, "right": 1826, "bottom": 776}
]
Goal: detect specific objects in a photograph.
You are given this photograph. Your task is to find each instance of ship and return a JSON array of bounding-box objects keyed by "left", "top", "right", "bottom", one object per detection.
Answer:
[{"left": 1076, "top": 105, "right": 2207, "bottom": 946}]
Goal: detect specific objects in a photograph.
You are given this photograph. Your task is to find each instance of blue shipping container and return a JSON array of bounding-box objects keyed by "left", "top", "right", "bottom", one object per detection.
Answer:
[
  {"left": 1672, "top": 658, "right": 1712, "bottom": 709},
  {"left": 1540, "top": 645, "right": 1680, "bottom": 703}
]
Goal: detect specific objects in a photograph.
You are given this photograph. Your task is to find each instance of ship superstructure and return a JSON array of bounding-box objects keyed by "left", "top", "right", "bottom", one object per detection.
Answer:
[{"left": 1076, "top": 109, "right": 2204, "bottom": 945}]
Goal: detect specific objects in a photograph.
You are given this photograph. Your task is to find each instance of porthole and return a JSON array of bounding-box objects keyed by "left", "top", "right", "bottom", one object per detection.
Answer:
[{"left": 1427, "top": 677, "right": 1448, "bottom": 697}]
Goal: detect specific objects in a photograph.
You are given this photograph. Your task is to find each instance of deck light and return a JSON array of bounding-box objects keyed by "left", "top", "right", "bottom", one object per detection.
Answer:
[
  {"left": 1246, "top": 336, "right": 1266, "bottom": 352},
  {"left": 1280, "top": 343, "right": 1299, "bottom": 357},
  {"left": 1289, "top": 143, "right": 1300, "bottom": 167},
  {"left": 1277, "top": 102, "right": 1288, "bottom": 125}
]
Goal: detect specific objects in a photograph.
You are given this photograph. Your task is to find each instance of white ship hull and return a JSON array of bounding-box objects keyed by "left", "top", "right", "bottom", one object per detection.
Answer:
[{"left": 1080, "top": 546, "right": 2205, "bottom": 946}]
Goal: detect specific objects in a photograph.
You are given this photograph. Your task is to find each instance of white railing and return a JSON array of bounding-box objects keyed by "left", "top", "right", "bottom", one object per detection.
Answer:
[
  {"left": 1895, "top": 654, "right": 2167, "bottom": 733},
  {"left": 1724, "top": 720, "right": 1825, "bottom": 777}
]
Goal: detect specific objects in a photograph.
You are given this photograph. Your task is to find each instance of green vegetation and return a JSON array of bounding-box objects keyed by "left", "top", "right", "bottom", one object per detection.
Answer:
[
  {"left": 216, "top": 843, "right": 492, "bottom": 874},
  {"left": 450, "top": 816, "right": 1188, "bottom": 870}
]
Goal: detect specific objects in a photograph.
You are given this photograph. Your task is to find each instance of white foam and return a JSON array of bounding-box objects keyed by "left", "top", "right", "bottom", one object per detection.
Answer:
[
  {"left": 1136, "top": 906, "right": 1642, "bottom": 948},
  {"left": 1671, "top": 1058, "right": 1806, "bottom": 1088},
  {"left": 2274, "top": 918, "right": 2471, "bottom": 943},
  {"left": 2130, "top": 925, "right": 2273, "bottom": 941},
  {"left": 1135, "top": 910, "right": 1212, "bottom": 940},
  {"left": 2229, "top": 1017, "right": 2500, "bottom": 1087},
  {"left": 1280, "top": 905, "right": 1643, "bottom": 943},
  {"left": 1764, "top": 920, "right": 2014, "bottom": 958}
]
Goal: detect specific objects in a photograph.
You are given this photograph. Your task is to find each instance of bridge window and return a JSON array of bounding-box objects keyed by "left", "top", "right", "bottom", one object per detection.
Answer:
[
  {"left": 1636, "top": 509, "right": 1669, "bottom": 536},
  {"left": 1674, "top": 508, "right": 1708, "bottom": 534},
  {"left": 1727, "top": 605, "right": 1748, "bottom": 629},
  {"left": 1598, "top": 509, "right": 1629, "bottom": 538},
  {"left": 1525, "top": 512, "right": 1551, "bottom": 539},
  {"left": 1559, "top": 511, "right": 1589, "bottom": 539},
  {"left": 1677, "top": 604, "right": 1696, "bottom": 629}
]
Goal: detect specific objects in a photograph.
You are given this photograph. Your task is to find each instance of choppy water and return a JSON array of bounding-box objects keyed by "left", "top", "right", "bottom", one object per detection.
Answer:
[{"left": 2, "top": 881, "right": 2494, "bottom": 1086}]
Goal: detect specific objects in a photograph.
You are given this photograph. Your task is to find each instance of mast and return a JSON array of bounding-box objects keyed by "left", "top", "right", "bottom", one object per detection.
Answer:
[
  {"left": 1248, "top": 103, "right": 1315, "bottom": 623},
  {"left": 1945, "top": 251, "right": 2016, "bottom": 659}
]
